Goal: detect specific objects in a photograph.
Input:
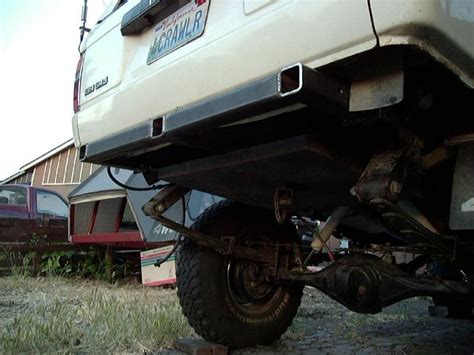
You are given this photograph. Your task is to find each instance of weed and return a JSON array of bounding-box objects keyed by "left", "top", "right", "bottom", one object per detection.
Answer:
[
  {"left": 40, "top": 249, "right": 106, "bottom": 278},
  {"left": 0, "top": 277, "right": 194, "bottom": 352},
  {"left": 9, "top": 252, "right": 32, "bottom": 278}
]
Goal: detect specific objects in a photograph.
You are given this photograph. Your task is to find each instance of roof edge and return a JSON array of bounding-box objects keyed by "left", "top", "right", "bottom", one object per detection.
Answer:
[
  {"left": 20, "top": 138, "right": 74, "bottom": 171},
  {"left": 0, "top": 171, "right": 26, "bottom": 185}
]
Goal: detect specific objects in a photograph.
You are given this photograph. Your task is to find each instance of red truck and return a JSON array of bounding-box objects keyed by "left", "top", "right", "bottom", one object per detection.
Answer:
[{"left": 0, "top": 185, "right": 68, "bottom": 220}]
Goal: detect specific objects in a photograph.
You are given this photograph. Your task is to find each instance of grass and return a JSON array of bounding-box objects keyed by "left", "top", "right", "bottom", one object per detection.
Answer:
[
  {"left": 0, "top": 276, "right": 312, "bottom": 352},
  {"left": 0, "top": 277, "right": 194, "bottom": 353}
]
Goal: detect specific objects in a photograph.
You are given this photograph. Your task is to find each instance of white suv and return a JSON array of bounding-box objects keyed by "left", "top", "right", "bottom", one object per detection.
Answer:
[{"left": 73, "top": 0, "right": 474, "bottom": 348}]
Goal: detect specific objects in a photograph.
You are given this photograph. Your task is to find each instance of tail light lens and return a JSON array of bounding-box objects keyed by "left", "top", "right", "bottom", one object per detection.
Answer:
[{"left": 73, "top": 55, "right": 84, "bottom": 113}]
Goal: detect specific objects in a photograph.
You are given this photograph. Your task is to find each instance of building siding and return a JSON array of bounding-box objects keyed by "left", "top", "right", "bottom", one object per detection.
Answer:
[
  {"left": 9, "top": 170, "right": 33, "bottom": 185},
  {"left": 27, "top": 145, "right": 100, "bottom": 198},
  {"left": 2, "top": 141, "right": 100, "bottom": 198}
]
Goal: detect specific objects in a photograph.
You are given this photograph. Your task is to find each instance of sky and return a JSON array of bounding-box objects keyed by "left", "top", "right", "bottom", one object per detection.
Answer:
[{"left": 0, "top": 0, "right": 108, "bottom": 181}]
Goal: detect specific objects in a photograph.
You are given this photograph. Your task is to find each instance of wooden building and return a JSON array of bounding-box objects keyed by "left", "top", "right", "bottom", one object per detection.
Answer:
[{"left": 1, "top": 139, "right": 100, "bottom": 198}]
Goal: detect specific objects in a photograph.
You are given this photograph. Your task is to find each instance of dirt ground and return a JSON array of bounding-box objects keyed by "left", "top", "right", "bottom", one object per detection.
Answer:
[
  {"left": 237, "top": 288, "right": 474, "bottom": 354},
  {"left": 1, "top": 277, "right": 473, "bottom": 354}
]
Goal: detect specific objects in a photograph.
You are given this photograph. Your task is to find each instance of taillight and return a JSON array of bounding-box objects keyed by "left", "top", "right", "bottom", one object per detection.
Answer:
[{"left": 73, "top": 55, "right": 84, "bottom": 113}]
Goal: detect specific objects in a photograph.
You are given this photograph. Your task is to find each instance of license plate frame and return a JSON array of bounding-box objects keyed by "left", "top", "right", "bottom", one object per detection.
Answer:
[{"left": 147, "top": 0, "right": 210, "bottom": 65}]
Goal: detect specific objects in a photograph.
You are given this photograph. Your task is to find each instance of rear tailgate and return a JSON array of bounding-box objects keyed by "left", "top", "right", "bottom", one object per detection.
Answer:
[
  {"left": 79, "top": 0, "right": 216, "bottom": 107},
  {"left": 75, "top": 0, "right": 376, "bottom": 146}
]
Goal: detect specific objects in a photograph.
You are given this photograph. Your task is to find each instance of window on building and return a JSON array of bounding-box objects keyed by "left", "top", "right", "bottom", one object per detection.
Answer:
[
  {"left": 0, "top": 186, "right": 27, "bottom": 205},
  {"left": 36, "top": 191, "right": 68, "bottom": 217}
]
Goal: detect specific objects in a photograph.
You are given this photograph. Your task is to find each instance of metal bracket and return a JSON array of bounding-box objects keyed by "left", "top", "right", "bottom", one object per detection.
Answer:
[
  {"left": 153, "top": 214, "right": 275, "bottom": 264},
  {"left": 221, "top": 236, "right": 236, "bottom": 256},
  {"left": 274, "top": 186, "right": 294, "bottom": 223},
  {"left": 142, "top": 185, "right": 190, "bottom": 218},
  {"left": 370, "top": 199, "right": 453, "bottom": 255},
  {"left": 142, "top": 184, "right": 283, "bottom": 264},
  {"left": 351, "top": 137, "right": 423, "bottom": 203}
]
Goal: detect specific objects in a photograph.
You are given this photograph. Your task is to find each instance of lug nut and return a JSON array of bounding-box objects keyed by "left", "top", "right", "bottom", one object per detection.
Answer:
[{"left": 390, "top": 181, "right": 402, "bottom": 195}]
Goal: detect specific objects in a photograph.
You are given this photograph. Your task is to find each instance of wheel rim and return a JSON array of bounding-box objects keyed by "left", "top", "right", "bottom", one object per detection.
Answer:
[{"left": 226, "top": 256, "right": 283, "bottom": 315}]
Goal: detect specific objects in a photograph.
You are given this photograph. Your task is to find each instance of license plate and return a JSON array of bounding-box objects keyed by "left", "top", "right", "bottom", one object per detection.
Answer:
[{"left": 147, "top": 0, "right": 210, "bottom": 64}]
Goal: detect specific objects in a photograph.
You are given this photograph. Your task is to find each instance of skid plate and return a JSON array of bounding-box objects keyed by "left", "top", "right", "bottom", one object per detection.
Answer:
[{"left": 158, "top": 135, "right": 362, "bottom": 212}]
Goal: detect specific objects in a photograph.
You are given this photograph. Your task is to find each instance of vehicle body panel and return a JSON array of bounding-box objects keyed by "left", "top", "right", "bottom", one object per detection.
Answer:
[
  {"left": 73, "top": 0, "right": 377, "bottom": 147},
  {"left": 0, "top": 185, "right": 68, "bottom": 220},
  {"left": 370, "top": 0, "right": 474, "bottom": 87}
]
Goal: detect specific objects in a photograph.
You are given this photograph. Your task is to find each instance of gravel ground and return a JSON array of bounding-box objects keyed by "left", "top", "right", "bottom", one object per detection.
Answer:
[
  {"left": 1, "top": 277, "right": 473, "bottom": 354},
  {"left": 236, "top": 288, "right": 474, "bottom": 354}
]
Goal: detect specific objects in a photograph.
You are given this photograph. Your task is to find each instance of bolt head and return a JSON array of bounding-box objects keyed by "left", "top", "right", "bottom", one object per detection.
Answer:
[
  {"left": 350, "top": 186, "right": 357, "bottom": 196},
  {"left": 390, "top": 181, "right": 402, "bottom": 195}
]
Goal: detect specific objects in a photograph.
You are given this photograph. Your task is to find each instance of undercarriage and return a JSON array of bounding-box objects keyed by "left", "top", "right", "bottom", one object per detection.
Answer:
[
  {"left": 133, "top": 47, "right": 474, "bottom": 347},
  {"left": 142, "top": 149, "right": 474, "bottom": 346},
  {"left": 144, "top": 184, "right": 474, "bottom": 312}
]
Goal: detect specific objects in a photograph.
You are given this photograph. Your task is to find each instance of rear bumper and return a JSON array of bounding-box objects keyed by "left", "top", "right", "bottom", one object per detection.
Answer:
[
  {"left": 75, "top": 0, "right": 376, "bottom": 147},
  {"left": 80, "top": 63, "right": 349, "bottom": 165}
]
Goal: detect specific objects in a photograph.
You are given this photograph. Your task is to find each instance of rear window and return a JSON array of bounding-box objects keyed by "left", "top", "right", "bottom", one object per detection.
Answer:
[{"left": 0, "top": 186, "right": 27, "bottom": 206}]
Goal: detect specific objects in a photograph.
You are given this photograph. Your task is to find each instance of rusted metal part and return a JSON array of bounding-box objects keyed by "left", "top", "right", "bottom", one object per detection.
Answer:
[
  {"left": 349, "top": 49, "right": 404, "bottom": 112},
  {"left": 349, "top": 67, "right": 404, "bottom": 112},
  {"left": 153, "top": 214, "right": 275, "bottom": 264},
  {"left": 352, "top": 138, "right": 423, "bottom": 203},
  {"left": 346, "top": 245, "right": 440, "bottom": 255},
  {"left": 351, "top": 150, "right": 404, "bottom": 202},
  {"left": 279, "top": 253, "right": 471, "bottom": 314},
  {"left": 143, "top": 185, "right": 288, "bottom": 264},
  {"left": 142, "top": 185, "right": 190, "bottom": 217},
  {"left": 273, "top": 186, "right": 294, "bottom": 223},
  {"left": 291, "top": 242, "right": 305, "bottom": 271}
]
